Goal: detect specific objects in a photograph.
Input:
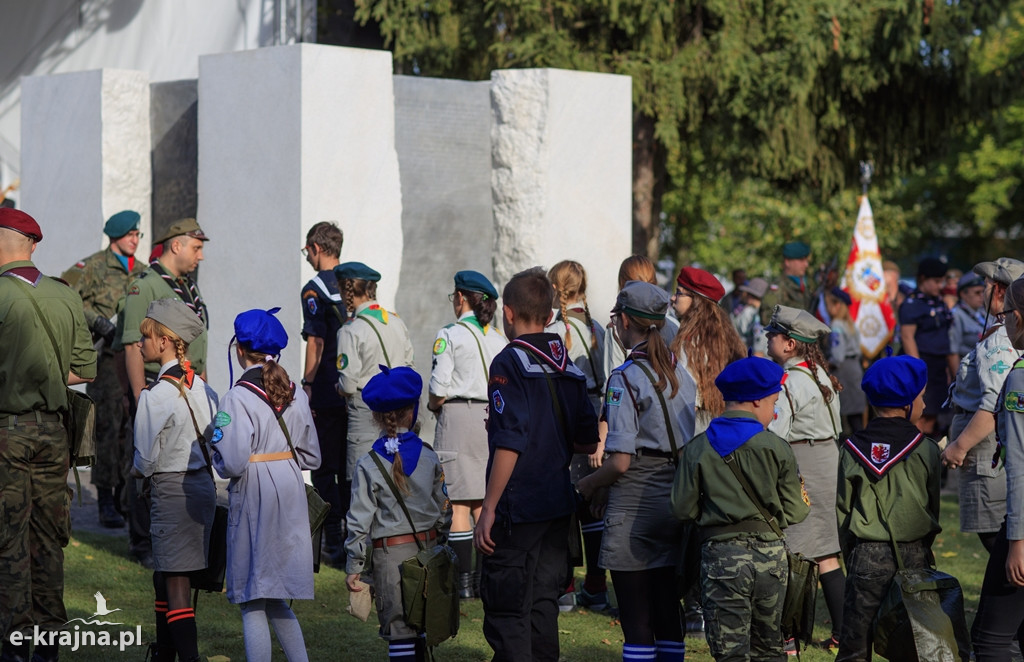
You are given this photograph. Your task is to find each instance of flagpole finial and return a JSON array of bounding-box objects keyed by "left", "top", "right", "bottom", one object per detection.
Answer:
[{"left": 860, "top": 160, "right": 874, "bottom": 194}]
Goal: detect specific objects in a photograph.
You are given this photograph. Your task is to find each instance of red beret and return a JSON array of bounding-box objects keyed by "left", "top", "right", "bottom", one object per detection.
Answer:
[
  {"left": 676, "top": 266, "right": 725, "bottom": 303},
  {"left": 0, "top": 208, "right": 42, "bottom": 242}
]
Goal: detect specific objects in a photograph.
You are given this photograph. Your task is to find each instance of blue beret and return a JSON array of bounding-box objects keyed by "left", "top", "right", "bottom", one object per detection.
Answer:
[
  {"left": 715, "top": 357, "right": 784, "bottom": 402},
  {"left": 829, "top": 287, "right": 852, "bottom": 307},
  {"left": 862, "top": 356, "right": 927, "bottom": 407},
  {"left": 363, "top": 365, "right": 422, "bottom": 412},
  {"left": 782, "top": 241, "right": 810, "bottom": 259},
  {"left": 103, "top": 210, "right": 141, "bottom": 238},
  {"left": 234, "top": 307, "right": 289, "bottom": 355},
  {"left": 454, "top": 270, "right": 499, "bottom": 300},
  {"left": 334, "top": 261, "right": 381, "bottom": 282}
]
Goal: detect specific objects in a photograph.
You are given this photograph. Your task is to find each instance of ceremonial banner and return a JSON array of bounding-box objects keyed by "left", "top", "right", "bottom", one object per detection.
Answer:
[{"left": 842, "top": 196, "right": 895, "bottom": 358}]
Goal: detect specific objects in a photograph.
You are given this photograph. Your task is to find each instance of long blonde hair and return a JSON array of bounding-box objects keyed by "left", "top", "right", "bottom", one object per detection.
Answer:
[
  {"left": 548, "top": 260, "right": 596, "bottom": 351},
  {"left": 670, "top": 296, "right": 746, "bottom": 416}
]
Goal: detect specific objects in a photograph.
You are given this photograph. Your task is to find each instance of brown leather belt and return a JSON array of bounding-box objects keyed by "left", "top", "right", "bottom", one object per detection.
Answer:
[
  {"left": 1, "top": 411, "right": 63, "bottom": 427},
  {"left": 249, "top": 451, "right": 293, "bottom": 462},
  {"left": 789, "top": 438, "right": 833, "bottom": 445},
  {"left": 373, "top": 529, "right": 437, "bottom": 549}
]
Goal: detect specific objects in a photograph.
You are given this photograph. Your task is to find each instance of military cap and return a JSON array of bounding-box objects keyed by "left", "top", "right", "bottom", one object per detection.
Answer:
[
  {"left": 739, "top": 277, "right": 770, "bottom": 300},
  {"left": 103, "top": 210, "right": 141, "bottom": 238},
  {"left": 234, "top": 307, "right": 289, "bottom": 355},
  {"left": 363, "top": 365, "right": 422, "bottom": 413},
  {"left": 0, "top": 207, "right": 42, "bottom": 241},
  {"left": 715, "top": 357, "right": 784, "bottom": 402},
  {"left": 454, "top": 270, "right": 499, "bottom": 300},
  {"left": 334, "top": 261, "right": 381, "bottom": 282},
  {"left": 146, "top": 298, "right": 205, "bottom": 344},
  {"left": 782, "top": 241, "right": 811, "bottom": 259},
  {"left": 676, "top": 266, "right": 726, "bottom": 303},
  {"left": 862, "top": 356, "right": 927, "bottom": 408},
  {"left": 155, "top": 218, "right": 209, "bottom": 245},
  {"left": 974, "top": 258, "right": 1024, "bottom": 287},
  {"left": 957, "top": 272, "right": 985, "bottom": 292},
  {"left": 917, "top": 257, "right": 947, "bottom": 279},
  {"left": 612, "top": 280, "right": 670, "bottom": 320},
  {"left": 765, "top": 305, "right": 831, "bottom": 343},
  {"left": 828, "top": 287, "right": 852, "bottom": 307}
]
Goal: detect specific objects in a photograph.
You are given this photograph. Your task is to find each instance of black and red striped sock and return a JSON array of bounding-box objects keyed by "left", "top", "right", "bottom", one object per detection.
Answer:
[{"left": 166, "top": 607, "right": 199, "bottom": 660}]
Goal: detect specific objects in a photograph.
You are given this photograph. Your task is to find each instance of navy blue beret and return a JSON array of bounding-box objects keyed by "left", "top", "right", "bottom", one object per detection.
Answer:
[
  {"left": 234, "top": 307, "right": 289, "bottom": 355},
  {"left": 715, "top": 357, "right": 784, "bottom": 402},
  {"left": 829, "top": 287, "right": 852, "bottom": 307},
  {"left": 334, "top": 261, "right": 381, "bottom": 282},
  {"left": 363, "top": 365, "right": 422, "bottom": 412},
  {"left": 103, "top": 210, "right": 141, "bottom": 238},
  {"left": 862, "top": 356, "right": 927, "bottom": 407},
  {"left": 454, "top": 270, "right": 499, "bottom": 300}
]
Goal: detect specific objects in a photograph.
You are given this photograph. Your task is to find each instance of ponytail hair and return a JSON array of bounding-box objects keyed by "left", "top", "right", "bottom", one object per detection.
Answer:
[
  {"left": 548, "top": 260, "right": 595, "bottom": 350},
  {"left": 625, "top": 313, "right": 679, "bottom": 398},
  {"left": 341, "top": 277, "right": 378, "bottom": 314},
  {"left": 459, "top": 290, "right": 497, "bottom": 327},
  {"left": 139, "top": 317, "right": 190, "bottom": 398},
  {"left": 239, "top": 344, "right": 294, "bottom": 410},
  {"left": 372, "top": 405, "right": 416, "bottom": 495}
]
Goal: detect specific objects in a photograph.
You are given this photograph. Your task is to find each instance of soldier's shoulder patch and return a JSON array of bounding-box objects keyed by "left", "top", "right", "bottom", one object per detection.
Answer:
[
  {"left": 337, "top": 353, "right": 349, "bottom": 370},
  {"left": 489, "top": 374, "right": 508, "bottom": 386},
  {"left": 491, "top": 389, "right": 505, "bottom": 414},
  {"left": 305, "top": 296, "right": 318, "bottom": 316},
  {"left": 1006, "top": 391, "right": 1024, "bottom": 412},
  {"left": 74, "top": 261, "right": 86, "bottom": 269},
  {"left": 127, "top": 284, "right": 141, "bottom": 296},
  {"left": 433, "top": 338, "right": 447, "bottom": 355},
  {"left": 606, "top": 386, "right": 624, "bottom": 407}
]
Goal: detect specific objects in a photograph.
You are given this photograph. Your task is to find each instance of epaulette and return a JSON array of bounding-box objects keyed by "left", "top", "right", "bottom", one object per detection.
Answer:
[
  {"left": 49, "top": 276, "right": 71, "bottom": 287},
  {"left": 443, "top": 322, "right": 455, "bottom": 329}
]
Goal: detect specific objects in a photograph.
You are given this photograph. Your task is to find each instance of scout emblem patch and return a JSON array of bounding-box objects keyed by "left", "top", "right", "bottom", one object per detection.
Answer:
[
  {"left": 992, "top": 360, "right": 1011, "bottom": 374},
  {"left": 1007, "top": 391, "right": 1024, "bottom": 412},
  {"left": 127, "top": 284, "right": 140, "bottom": 296},
  {"left": 214, "top": 411, "right": 231, "bottom": 428},
  {"left": 492, "top": 390, "right": 505, "bottom": 414},
  {"left": 433, "top": 338, "right": 447, "bottom": 355},
  {"left": 871, "top": 443, "right": 891, "bottom": 464},
  {"left": 549, "top": 340, "right": 564, "bottom": 363},
  {"left": 211, "top": 428, "right": 224, "bottom": 443},
  {"left": 306, "top": 296, "right": 318, "bottom": 315},
  {"left": 606, "top": 386, "right": 624, "bottom": 407},
  {"left": 337, "top": 353, "right": 349, "bottom": 370}
]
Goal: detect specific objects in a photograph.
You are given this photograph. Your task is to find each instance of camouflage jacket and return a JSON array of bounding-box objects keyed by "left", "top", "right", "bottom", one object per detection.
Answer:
[{"left": 61, "top": 247, "right": 145, "bottom": 327}]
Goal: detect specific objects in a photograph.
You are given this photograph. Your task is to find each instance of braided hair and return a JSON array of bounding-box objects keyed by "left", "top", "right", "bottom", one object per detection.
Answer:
[
  {"left": 794, "top": 339, "right": 842, "bottom": 403},
  {"left": 372, "top": 405, "right": 416, "bottom": 495},
  {"left": 342, "top": 278, "right": 378, "bottom": 314},
  {"left": 548, "top": 260, "right": 597, "bottom": 351}
]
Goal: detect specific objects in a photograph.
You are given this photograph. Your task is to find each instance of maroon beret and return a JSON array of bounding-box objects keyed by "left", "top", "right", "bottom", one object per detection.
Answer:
[
  {"left": 676, "top": 266, "right": 725, "bottom": 303},
  {"left": 0, "top": 208, "right": 42, "bottom": 242}
]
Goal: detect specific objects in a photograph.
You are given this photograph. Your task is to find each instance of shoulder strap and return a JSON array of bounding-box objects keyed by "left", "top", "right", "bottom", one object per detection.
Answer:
[
  {"left": 9, "top": 277, "right": 64, "bottom": 383},
  {"left": 566, "top": 317, "right": 603, "bottom": 391},
  {"left": 236, "top": 380, "right": 302, "bottom": 466},
  {"left": 789, "top": 366, "right": 840, "bottom": 440},
  {"left": 457, "top": 321, "right": 490, "bottom": 378},
  {"left": 632, "top": 361, "right": 678, "bottom": 458},
  {"left": 721, "top": 453, "right": 785, "bottom": 538},
  {"left": 357, "top": 315, "right": 392, "bottom": 368},
  {"left": 369, "top": 451, "right": 426, "bottom": 551},
  {"left": 167, "top": 377, "right": 215, "bottom": 481}
]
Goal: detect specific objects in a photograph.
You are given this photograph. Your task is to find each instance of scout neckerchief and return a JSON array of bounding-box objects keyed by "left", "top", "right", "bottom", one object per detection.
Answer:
[
  {"left": 706, "top": 415, "right": 765, "bottom": 457},
  {"left": 150, "top": 262, "right": 207, "bottom": 325},
  {"left": 456, "top": 315, "right": 491, "bottom": 378},
  {"left": 844, "top": 417, "right": 924, "bottom": 478},
  {"left": 371, "top": 430, "right": 424, "bottom": 476},
  {"left": 356, "top": 304, "right": 392, "bottom": 367}
]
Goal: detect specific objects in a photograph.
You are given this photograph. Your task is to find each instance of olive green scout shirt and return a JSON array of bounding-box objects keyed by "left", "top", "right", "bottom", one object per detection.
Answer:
[{"left": 0, "top": 260, "right": 97, "bottom": 415}]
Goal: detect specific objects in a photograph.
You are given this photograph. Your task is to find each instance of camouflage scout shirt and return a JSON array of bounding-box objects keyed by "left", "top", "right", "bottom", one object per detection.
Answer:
[{"left": 61, "top": 246, "right": 145, "bottom": 329}]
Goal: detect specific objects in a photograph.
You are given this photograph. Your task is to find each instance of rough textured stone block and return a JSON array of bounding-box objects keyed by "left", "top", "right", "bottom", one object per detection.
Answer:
[
  {"left": 198, "top": 45, "right": 402, "bottom": 389},
  {"left": 490, "top": 68, "right": 632, "bottom": 323},
  {"left": 393, "top": 76, "right": 493, "bottom": 406},
  {"left": 20, "top": 69, "right": 151, "bottom": 275},
  {"left": 151, "top": 80, "right": 198, "bottom": 245}
]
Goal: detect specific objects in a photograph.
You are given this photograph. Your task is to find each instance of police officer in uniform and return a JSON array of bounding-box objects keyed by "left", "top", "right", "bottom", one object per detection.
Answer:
[
  {"left": 61, "top": 210, "right": 146, "bottom": 528},
  {"left": 949, "top": 272, "right": 987, "bottom": 361},
  {"left": 941, "top": 258, "right": 1024, "bottom": 552},
  {"left": 760, "top": 240, "right": 817, "bottom": 325},
  {"left": 299, "top": 221, "right": 349, "bottom": 565},
  {"left": 0, "top": 208, "right": 97, "bottom": 662},
  {"left": 116, "top": 217, "right": 210, "bottom": 567},
  {"left": 672, "top": 357, "right": 810, "bottom": 661}
]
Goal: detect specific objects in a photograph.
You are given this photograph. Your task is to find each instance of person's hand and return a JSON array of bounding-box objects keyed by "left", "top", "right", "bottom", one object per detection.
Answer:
[
  {"left": 1008, "top": 540, "right": 1024, "bottom": 587},
  {"left": 474, "top": 507, "right": 497, "bottom": 555},
  {"left": 576, "top": 476, "right": 595, "bottom": 501},
  {"left": 589, "top": 486, "right": 609, "bottom": 520},
  {"left": 941, "top": 440, "right": 967, "bottom": 469},
  {"left": 588, "top": 440, "right": 605, "bottom": 469},
  {"left": 303, "top": 384, "right": 312, "bottom": 401},
  {"left": 346, "top": 572, "right": 363, "bottom": 591}
]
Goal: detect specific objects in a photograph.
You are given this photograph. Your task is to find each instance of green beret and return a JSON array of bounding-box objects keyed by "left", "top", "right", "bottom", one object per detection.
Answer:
[
  {"left": 334, "top": 261, "right": 381, "bottom": 282},
  {"left": 454, "top": 270, "right": 499, "bottom": 300},
  {"left": 103, "top": 210, "right": 141, "bottom": 238},
  {"left": 765, "top": 305, "right": 830, "bottom": 343},
  {"left": 782, "top": 241, "right": 811, "bottom": 260}
]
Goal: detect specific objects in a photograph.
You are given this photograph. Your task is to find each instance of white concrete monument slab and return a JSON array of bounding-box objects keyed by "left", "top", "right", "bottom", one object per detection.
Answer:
[
  {"left": 20, "top": 69, "right": 152, "bottom": 275},
  {"left": 198, "top": 45, "right": 403, "bottom": 389},
  {"left": 490, "top": 68, "right": 632, "bottom": 324}
]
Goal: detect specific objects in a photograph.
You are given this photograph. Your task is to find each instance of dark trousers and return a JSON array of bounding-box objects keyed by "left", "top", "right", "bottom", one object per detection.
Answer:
[
  {"left": 480, "top": 516, "right": 570, "bottom": 662},
  {"left": 611, "top": 566, "right": 682, "bottom": 644},
  {"left": 972, "top": 523, "right": 1024, "bottom": 661},
  {"left": 310, "top": 406, "right": 348, "bottom": 526},
  {"left": 836, "top": 540, "right": 930, "bottom": 662}
]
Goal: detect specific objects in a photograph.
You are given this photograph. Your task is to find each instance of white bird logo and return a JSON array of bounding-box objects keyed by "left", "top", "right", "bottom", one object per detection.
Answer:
[{"left": 90, "top": 592, "right": 121, "bottom": 619}]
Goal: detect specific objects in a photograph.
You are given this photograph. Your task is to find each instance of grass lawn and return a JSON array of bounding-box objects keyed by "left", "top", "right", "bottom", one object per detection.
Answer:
[{"left": 61, "top": 493, "right": 985, "bottom": 660}]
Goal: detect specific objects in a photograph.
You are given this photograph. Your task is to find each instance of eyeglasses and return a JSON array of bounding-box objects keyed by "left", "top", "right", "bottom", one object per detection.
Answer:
[
  {"left": 300, "top": 245, "right": 311, "bottom": 257},
  {"left": 448, "top": 292, "right": 457, "bottom": 302},
  {"left": 674, "top": 289, "right": 692, "bottom": 298}
]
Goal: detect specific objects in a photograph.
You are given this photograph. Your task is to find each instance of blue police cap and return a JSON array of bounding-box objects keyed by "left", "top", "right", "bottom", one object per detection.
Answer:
[
  {"left": 103, "top": 210, "right": 141, "bottom": 238},
  {"left": 782, "top": 241, "right": 810, "bottom": 259},
  {"left": 334, "top": 261, "right": 381, "bottom": 282},
  {"left": 861, "top": 356, "right": 927, "bottom": 408},
  {"left": 715, "top": 357, "right": 784, "bottom": 402},
  {"left": 234, "top": 307, "right": 289, "bottom": 355},
  {"left": 363, "top": 365, "right": 422, "bottom": 413},
  {"left": 454, "top": 270, "right": 499, "bottom": 300},
  {"left": 829, "top": 287, "right": 852, "bottom": 307}
]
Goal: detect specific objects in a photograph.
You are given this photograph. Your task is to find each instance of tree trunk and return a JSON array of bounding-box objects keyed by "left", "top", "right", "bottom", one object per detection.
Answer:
[{"left": 632, "top": 112, "right": 662, "bottom": 260}]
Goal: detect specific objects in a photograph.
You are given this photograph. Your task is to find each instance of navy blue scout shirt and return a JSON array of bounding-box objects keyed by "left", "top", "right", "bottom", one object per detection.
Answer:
[
  {"left": 898, "top": 291, "right": 953, "bottom": 356},
  {"left": 301, "top": 269, "right": 346, "bottom": 409},
  {"left": 486, "top": 332, "right": 599, "bottom": 524}
]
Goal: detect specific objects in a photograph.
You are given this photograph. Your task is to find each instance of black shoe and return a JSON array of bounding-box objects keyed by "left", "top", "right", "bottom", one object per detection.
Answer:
[
  {"left": 143, "top": 643, "right": 177, "bottom": 662},
  {"left": 99, "top": 502, "right": 126, "bottom": 528},
  {"left": 458, "top": 572, "right": 474, "bottom": 600}
]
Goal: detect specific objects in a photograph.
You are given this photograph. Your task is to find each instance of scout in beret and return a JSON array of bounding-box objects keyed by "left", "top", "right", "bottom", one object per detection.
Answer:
[
  {"left": 765, "top": 303, "right": 846, "bottom": 650},
  {"left": 210, "top": 306, "right": 320, "bottom": 660},
  {"left": 673, "top": 356, "right": 809, "bottom": 661},
  {"left": 345, "top": 365, "right": 453, "bottom": 660},
  {"left": 835, "top": 355, "right": 943, "bottom": 660},
  {"left": 428, "top": 270, "right": 507, "bottom": 600},
  {"left": 132, "top": 298, "right": 220, "bottom": 662},
  {"left": 760, "top": 240, "right": 817, "bottom": 327},
  {"left": 104, "top": 210, "right": 141, "bottom": 239}
]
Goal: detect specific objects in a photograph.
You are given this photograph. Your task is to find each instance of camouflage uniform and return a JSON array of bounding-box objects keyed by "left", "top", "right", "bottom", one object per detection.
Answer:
[
  {"left": 0, "top": 260, "right": 97, "bottom": 642},
  {"left": 760, "top": 275, "right": 817, "bottom": 326},
  {"left": 62, "top": 247, "right": 145, "bottom": 491}
]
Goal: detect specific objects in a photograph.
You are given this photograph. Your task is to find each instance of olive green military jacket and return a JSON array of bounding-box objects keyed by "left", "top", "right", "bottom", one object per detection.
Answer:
[
  {"left": 0, "top": 260, "right": 97, "bottom": 415},
  {"left": 672, "top": 411, "right": 810, "bottom": 540},
  {"left": 61, "top": 247, "right": 145, "bottom": 328},
  {"left": 760, "top": 274, "right": 818, "bottom": 325}
]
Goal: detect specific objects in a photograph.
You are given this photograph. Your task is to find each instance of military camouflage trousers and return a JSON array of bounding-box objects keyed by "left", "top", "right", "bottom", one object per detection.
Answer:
[
  {"left": 701, "top": 535, "right": 788, "bottom": 662},
  {"left": 0, "top": 420, "right": 72, "bottom": 639},
  {"left": 86, "top": 353, "right": 128, "bottom": 489}
]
